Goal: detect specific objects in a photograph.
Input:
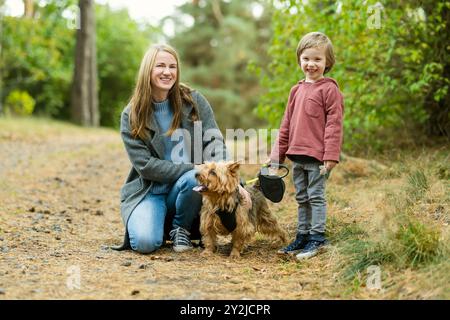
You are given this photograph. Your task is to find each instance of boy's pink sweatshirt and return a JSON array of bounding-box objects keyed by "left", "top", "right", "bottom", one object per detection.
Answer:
[{"left": 270, "top": 77, "right": 344, "bottom": 163}]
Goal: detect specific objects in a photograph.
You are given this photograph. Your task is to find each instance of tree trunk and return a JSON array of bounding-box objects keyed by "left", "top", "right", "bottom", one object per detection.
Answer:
[
  {"left": 23, "top": 0, "right": 34, "bottom": 18},
  {"left": 88, "top": 1, "right": 99, "bottom": 126},
  {"left": 71, "top": 0, "right": 99, "bottom": 126},
  {"left": 212, "top": 0, "right": 223, "bottom": 24}
]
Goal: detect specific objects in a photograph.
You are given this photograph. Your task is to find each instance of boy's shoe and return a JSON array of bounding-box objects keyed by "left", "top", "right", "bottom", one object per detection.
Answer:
[
  {"left": 295, "top": 240, "right": 328, "bottom": 260},
  {"left": 277, "top": 233, "right": 309, "bottom": 255},
  {"left": 169, "top": 227, "right": 193, "bottom": 252}
]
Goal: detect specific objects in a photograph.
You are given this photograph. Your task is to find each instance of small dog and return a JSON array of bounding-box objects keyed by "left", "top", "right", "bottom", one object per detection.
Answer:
[{"left": 194, "top": 161, "right": 287, "bottom": 258}]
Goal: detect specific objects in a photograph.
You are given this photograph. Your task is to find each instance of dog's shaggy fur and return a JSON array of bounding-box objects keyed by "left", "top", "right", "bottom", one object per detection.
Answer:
[{"left": 194, "top": 161, "right": 287, "bottom": 258}]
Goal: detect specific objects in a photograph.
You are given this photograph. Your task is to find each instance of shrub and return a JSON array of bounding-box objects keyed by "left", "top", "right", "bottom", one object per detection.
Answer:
[{"left": 4, "top": 90, "right": 36, "bottom": 116}]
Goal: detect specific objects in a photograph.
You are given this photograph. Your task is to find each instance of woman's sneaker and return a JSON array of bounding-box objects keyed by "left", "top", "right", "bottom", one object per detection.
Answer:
[
  {"left": 169, "top": 227, "right": 193, "bottom": 252},
  {"left": 295, "top": 240, "right": 328, "bottom": 260},
  {"left": 277, "top": 233, "right": 309, "bottom": 255}
]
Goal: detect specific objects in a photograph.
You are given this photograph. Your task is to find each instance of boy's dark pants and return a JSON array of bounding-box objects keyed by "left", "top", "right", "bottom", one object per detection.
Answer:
[{"left": 292, "top": 161, "right": 327, "bottom": 242}]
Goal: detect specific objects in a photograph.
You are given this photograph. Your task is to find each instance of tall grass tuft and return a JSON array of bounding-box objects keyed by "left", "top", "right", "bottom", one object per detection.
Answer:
[
  {"left": 395, "top": 219, "right": 441, "bottom": 267},
  {"left": 338, "top": 167, "right": 443, "bottom": 286},
  {"left": 341, "top": 240, "right": 395, "bottom": 281},
  {"left": 406, "top": 169, "right": 429, "bottom": 203}
]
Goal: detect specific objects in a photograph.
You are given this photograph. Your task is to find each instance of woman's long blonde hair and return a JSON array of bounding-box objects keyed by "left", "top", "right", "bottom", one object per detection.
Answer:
[{"left": 129, "top": 44, "right": 199, "bottom": 140}]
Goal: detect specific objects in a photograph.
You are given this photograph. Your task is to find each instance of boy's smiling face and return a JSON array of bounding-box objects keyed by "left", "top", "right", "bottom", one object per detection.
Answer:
[{"left": 300, "top": 46, "right": 327, "bottom": 82}]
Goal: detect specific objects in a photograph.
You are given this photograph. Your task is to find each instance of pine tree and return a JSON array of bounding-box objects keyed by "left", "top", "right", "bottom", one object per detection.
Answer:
[{"left": 167, "top": 0, "right": 273, "bottom": 130}]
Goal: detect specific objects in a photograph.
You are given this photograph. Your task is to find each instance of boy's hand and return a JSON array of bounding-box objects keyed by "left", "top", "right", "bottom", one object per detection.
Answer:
[
  {"left": 263, "top": 158, "right": 280, "bottom": 175},
  {"left": 324, "top": 160, "right": 337, "bottom": 172},
  {"left": 264, "top": 158, "right": 278, "bottom": 166}
]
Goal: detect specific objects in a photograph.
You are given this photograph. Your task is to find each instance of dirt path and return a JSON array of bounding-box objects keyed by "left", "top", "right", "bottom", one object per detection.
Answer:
[
  {"left": 0, "top": 125, "right": 356, "bottom": 299},
  {"left": 11, "top": 122, "right": 450, "bottom": 300}
]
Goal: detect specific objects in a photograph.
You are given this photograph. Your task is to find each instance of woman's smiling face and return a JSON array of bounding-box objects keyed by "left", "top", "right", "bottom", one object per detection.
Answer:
[{"left": 151, "top": 51, "right": 178, "bottom": 99}]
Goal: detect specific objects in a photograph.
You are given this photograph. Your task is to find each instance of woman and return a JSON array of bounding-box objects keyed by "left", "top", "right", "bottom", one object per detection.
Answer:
[{"left": 113, "top": 44, "right": 227, "bottom": 254}]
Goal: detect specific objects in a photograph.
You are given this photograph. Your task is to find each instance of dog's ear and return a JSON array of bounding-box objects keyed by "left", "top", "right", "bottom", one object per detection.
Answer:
[{"left": 227, "top": 161, "right": 240, "bottom": 173}]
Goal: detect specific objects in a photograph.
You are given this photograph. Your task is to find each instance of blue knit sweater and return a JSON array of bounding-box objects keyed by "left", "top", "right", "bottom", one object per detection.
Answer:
[
  {"left": 153, "top": 99, "right": 175, "bottom": 161},
  {"left": 150, "top": 99, "right": 189, "bottom": 194}
]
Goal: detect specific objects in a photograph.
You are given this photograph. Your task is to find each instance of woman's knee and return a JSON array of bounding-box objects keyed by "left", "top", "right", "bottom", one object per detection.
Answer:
[
  {"left": 130, "top": 234, "right": 163, "bottom": 254},
  {"left": 177, "top": 169, "right": 199, "bottom": 190},
  {"left": 127, "top": 193, "right": 167, "bottom": 254}
]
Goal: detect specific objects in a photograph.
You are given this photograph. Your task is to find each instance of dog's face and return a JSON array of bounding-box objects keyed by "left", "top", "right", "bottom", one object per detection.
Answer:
[{"left": 194, "top": 161, "right": 240, "bottom": 195}]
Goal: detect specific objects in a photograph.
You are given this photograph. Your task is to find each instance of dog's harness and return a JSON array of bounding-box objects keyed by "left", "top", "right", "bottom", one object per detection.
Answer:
[
  {"left": 215, "top": 202, "right": 238, "bottom": 233},
  {"left": 215, "top": 186, "right": 252, "bottom": 233}
]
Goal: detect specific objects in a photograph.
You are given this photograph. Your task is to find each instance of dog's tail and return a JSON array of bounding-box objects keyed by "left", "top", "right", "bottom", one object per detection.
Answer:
[{"left": 256, "top": 204, "right": 288, "bottom": 244}]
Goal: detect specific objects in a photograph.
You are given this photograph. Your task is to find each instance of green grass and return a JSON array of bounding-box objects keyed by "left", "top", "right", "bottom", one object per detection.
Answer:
[
  {"left": 332, "top": 161, "right": 447, "bottom": 295},
  {"left": 328, "top": 193, "right": 351, "bottom": 209},
  {"left": 0, "top": 116, "right": 116, "bottom": 139},
  {"left": 436, "top": 162, "right": 450, "bottom": 180},
  {"left": 406, "top": 169, "right": 429, "bottom": 203},
  {"left": 340, "top": 239, "right": 395, "bottom": 281},
  {"left": 335, "top": 217, "right": 442, "bottom": 294},
  {"left": 326, "top": 216, "right": 367, "bottom": 242},
  {"left": 395, "top": 219, "right": 441, "bottom": 267}
]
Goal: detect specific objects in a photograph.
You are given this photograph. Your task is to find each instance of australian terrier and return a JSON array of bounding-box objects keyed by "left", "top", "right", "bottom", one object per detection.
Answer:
[{"left": 194, "top": 161, "right": 287, "bottom": 258}]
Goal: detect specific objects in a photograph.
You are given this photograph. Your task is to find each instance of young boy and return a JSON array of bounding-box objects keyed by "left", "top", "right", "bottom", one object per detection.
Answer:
[{"left": 270, "top": 32, "right": 344, "bottom": 260}]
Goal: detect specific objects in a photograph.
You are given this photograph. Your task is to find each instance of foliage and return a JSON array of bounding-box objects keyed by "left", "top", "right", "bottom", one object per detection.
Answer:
[
  {"left": 96, "top": 5, "right": 159, "bottom": 127},
  {"left": 256, "top": 0, "right": 450, "bottom": 151},
  {"left": 1, "top": 1, "right": 76, "bottom": 117},
  {"left": 1, "top": 1, "right": 159, "bottom": 127},
  {"left": 4, "top": 89, "right": 35, "bottom": 115},
  {"left": 3, "top": 0, "right": 448, "bottom": 143},
  {"left": 167, "top": 0, "right": 273, "bottom": 130}
]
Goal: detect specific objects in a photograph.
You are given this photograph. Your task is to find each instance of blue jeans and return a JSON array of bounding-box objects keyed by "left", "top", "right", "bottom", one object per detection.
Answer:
[
  {"left": 127, "top": 169, "right": 201, "bottom": 253},
  {"left": 292, "top": 161, "right": 327, "bottom": 242}
]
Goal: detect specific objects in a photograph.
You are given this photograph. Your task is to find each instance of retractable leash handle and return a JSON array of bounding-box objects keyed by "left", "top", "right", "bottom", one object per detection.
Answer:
[
  {"left": 242, "top": 163, "right": 290, "bottom": 187},
  {"left": 262, "top": 163, "right": 290, "bottom": 178},
  {"left": 257, "top": 163, "right": 290, "bottom": 203}
]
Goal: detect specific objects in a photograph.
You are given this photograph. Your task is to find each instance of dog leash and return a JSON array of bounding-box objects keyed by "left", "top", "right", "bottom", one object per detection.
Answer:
[
  {"left": 242, "top": 163, "right": 289, "bottom": 186},
  {"left": 242, "top": 163, "right": 268, "bottom": 186}
]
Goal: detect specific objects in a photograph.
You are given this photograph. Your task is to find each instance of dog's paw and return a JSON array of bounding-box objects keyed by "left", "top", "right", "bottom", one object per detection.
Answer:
[
  {"left": 229, "top": 250, "right": 241, "bottom": 259},
  {"left": 201, "top": 249, "right": 215, "bottom": 257}
]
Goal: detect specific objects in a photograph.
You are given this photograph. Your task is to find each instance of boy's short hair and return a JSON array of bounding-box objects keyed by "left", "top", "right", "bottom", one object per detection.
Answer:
[{"left": 296, "top": 32, "right": 335, "bottom": 74}]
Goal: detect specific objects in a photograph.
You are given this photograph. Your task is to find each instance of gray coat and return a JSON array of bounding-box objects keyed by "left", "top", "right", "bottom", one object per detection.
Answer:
[{"left": 112, "top": 90, "right": 228, "bottom": 250}]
